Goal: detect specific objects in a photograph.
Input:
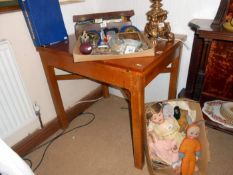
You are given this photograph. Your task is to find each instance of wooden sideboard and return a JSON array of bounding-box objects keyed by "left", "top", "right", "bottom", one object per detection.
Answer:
[{"left": 180, "top": 18, "right": 233, "bottom": 134}]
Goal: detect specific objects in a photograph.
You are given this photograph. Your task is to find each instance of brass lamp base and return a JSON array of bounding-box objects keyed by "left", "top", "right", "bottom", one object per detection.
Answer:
[{"left": 145, "top": 0, "right": 174, "bottom": 43}]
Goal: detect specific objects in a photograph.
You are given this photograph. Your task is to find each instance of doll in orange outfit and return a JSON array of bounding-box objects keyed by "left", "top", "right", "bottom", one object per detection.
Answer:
[{"left": 179, "top": 124, "right": 201, "bottom": 175}]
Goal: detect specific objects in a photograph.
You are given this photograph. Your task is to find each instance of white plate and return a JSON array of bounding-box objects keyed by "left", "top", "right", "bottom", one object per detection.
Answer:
[{"left": 202, "top": 100, "right": 233, "bottom": 129}]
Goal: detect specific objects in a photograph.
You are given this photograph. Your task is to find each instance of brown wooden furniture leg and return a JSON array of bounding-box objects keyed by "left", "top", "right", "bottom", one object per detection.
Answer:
[
  {"left": 129, "top": 78, "right": 145, "bottom": 169},
  {"left": 40, "top": 55, "right": 68, "bottom": 129},
  {"left": 102, "top": 84, "right": 109, "bottom": 98}
]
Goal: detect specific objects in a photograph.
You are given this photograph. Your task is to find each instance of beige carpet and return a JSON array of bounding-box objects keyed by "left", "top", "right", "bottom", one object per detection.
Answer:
[{"left": 24, "top": 96, "right": 233, "bottom": 175}]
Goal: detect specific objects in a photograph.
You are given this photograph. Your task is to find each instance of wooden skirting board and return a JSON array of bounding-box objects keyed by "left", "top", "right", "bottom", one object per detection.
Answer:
[{"left": 12, "top": 86, "right": 104, "bottom": 157}]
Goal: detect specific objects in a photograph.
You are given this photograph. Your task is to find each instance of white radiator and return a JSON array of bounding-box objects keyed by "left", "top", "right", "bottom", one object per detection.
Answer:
[{"left": 0, "top": 40, "right": 36, "bottom": 144}]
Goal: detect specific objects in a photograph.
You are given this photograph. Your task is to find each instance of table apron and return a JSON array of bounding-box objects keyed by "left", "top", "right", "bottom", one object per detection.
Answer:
[
  {"left": 144, "top": 44, "right": 181, "bottom": 86},
  {"left": 39, "top": 51, "right": 144, "bottom": 90}
]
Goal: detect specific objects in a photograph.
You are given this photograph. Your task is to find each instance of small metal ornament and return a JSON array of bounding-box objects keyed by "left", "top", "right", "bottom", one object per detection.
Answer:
[{"left": 145, "top": 0, "right": 174, "bottom": 43}]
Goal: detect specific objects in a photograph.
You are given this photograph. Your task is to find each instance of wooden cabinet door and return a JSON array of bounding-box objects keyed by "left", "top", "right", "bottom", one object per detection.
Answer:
[{"left": 202, "top": 40, "right": 233, "bottom": 101}]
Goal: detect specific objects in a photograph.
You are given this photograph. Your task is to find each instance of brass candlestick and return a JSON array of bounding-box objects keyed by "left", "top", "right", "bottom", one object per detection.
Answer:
[{"left": 145, "top": 0, "right": 174, "bottom": 43}]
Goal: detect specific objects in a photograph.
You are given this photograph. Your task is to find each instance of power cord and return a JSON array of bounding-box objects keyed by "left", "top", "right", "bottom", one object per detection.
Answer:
[
  {"left": 158, "top": 37, "right": 190, "bottom": 50},
  {"left": 74, "top": 97, "right": 103, "bottom": 105},
  {"left": 23, "top": 158, "right": 32, "bottom": 168},
  {"left": 24, "top": 112, "right": 95, "bottom": 172},
  {"left": 33, "top": 102, "right": 43, "bottom": 128}
]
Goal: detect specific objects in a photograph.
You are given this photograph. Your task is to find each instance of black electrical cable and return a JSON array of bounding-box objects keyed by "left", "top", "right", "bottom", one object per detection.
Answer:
[
  {"left": 23, "top": 158, "right": 32, "bottom": 168},
  {"left": 120, "top": 106, "right": 128, "bottom": 110},
  {"left": 33, "top": 139, "right": 53, "bottom": 172},
  {"left": 26, "top": 130, "right": 65, "bottom": 156},
  {"left": 24, "top": 112, "right": 95, "bottom": 172}
]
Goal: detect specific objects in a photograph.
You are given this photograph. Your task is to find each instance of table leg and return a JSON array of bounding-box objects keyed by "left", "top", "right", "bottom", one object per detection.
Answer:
[
  {"left": 102, "top": 84, "right": 109, "bottom": 98},
  {"left": 168, "top": 52, "right": 181, "bottom": 99},
  {"left": 40, "top": 56, "right": 68, "bottom": 128},
  {"left": 129, "top": 82, "right": 145, "bottom": 169}
]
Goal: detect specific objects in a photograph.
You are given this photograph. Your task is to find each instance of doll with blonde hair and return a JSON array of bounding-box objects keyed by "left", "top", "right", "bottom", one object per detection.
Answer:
[
  {"left": 146, "top": 102, "right": 186, "bottom": 169},
  {"left": 147, "top": 102, "right": 185, "bottom": 148}
]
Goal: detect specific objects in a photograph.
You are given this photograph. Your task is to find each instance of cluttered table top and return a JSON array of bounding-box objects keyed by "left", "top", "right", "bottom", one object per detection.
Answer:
[{"left": 37, "top": 34, "right": 184, "bottom": 73}]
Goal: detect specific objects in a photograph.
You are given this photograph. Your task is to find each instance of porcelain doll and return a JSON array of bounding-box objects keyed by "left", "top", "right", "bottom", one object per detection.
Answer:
[
  {"left": 179, "top": 124, "right": 201, "bottom": 175},
  {"left": 147, "top": 103, "right": 185, "bottom": 148}
]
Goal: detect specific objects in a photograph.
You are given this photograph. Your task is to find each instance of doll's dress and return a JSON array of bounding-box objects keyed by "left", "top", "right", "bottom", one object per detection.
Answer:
[
  {"left": 151, "top": 117, "right": 185, "bottom": 148},
  {"left": 148, "top": 135, "right": 179, "bottom": 165}
]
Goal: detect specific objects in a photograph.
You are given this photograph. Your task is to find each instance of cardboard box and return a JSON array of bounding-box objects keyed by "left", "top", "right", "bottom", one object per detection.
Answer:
[{"left": 145, "top": 99, "right": 210, "bottom": 175}]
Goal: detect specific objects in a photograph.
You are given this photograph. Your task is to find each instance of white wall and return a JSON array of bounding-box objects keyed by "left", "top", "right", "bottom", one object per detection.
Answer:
[
  {"left": 0, "top": 0, "right": 220, "bottom": 145},
  {"left": 0, "top": 0, "right": 101, "bottom": 146}
]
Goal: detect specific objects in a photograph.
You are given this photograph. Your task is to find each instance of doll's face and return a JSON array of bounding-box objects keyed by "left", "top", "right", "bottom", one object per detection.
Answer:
[
  {"left": 187, "top": 125, "right": 200, "bottom": 139},
  {"left": 151, "top": 111, "right": 164, "bottom": 124}
]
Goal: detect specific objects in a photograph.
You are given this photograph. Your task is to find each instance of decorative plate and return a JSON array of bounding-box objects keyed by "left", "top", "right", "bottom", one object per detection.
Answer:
[
  {"left": 202, "top": 100, "right": 233, "bottom": 128},
  {"left": 120, "top": 25, "right": 140, "bottom": 33},
  {"left": 220, "top": 102, "right": 233, "bottom": 123}
]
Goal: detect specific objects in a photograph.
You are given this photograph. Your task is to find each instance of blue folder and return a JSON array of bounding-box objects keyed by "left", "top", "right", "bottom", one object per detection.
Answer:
[{"left": 19, "top": 0, "right": 68, "bottom": 46}]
